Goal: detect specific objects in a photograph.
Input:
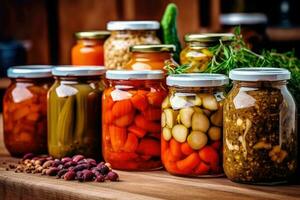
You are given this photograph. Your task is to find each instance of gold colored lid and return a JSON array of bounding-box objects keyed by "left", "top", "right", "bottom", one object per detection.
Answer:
[
  {"left": 75, "top": 31, "right": 111, "bottom": 39},
  {"left": 129, "top": 44, "right": 176, "bottom": 52},
  {"left": 184, "top": 33, "right": 234, "bottom": 42}
]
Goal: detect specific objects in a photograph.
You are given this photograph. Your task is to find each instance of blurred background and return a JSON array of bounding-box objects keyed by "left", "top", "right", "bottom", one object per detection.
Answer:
[{"left": 0, "top": 0, "right": 300, "bottom": 95}]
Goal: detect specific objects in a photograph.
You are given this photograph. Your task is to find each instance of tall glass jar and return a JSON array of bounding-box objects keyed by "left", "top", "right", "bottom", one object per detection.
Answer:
[
  {"left": 125, "top": 44, "right": 176, "bottom": 71},
  {"left": 104, "top": 21, "right": 161, "bottom": 69},
  {"left": 3, "top": 65, "right": 53, "bottom": 157},
  {"left": 71, "top": 31, "right": 110, "bottom": 66},
  {"left": 162, "top": 74, "right": 228, "bottom": 176},
  {"left": 180, "top": 33, "right": 234, "bottom": 73},
  {"left": 103, "top": 70, "right": 167, "bottom": 170},
  {"left": 48, "top": 66, "right": 105, "bottom": 159},
  {"left": 224, "top": 68, "right": 297, "bottom": 184}
]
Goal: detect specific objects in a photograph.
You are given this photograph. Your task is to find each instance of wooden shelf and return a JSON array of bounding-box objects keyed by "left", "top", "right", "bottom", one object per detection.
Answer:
[
  {"left": 267, "top": 27, "right": 300, "bottom": 41},
  {"left": 0, "top": 115, "right": 299, "bottom": 200}
]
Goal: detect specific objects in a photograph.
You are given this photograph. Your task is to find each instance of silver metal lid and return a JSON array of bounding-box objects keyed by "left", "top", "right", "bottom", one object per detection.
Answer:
[
  {"left": 229, "top": 68, "right": 291, "bottom": 81},
  {"left": 52, "top": 66, "right": 106, "bottom": 76},
  {"left": 184, "top": 33, "right": 235, "bottom": 43},
  {"left": 106, "top": 70, "right": 164, "bottom": 80},
  {"left": 129, "top": 44, "right": 176, "bottom": 52},
  {"left": 167, "top": 73, "right": 229, "bottom": 87},
  {"left": 107, "top": 21, "right": 160, "bottom": 31},
  {"left": 220, "top": 13, "right": 268, "bottom": 25},
  {"left": 7, "top": 65, "right": 53, "bottom": 78}
]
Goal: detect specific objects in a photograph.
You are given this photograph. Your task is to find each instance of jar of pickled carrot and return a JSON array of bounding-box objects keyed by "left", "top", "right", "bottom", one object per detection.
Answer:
[
  {"left": 71, "top": 31, "right": 110, "bottom": 66},
  {"left": 162, "top": 74, "right": 228, "bottom": 177},
  {"left": 48, "top": 66, "right": 106, "bottom": 159},
  {"left": 125, "top": 44, "right": 176, "bottom": 71},
  {"left": 3, "top": 65, "right": 53, "bottom": 157},
  {"left": 103, "top": 70, "right": 167, "bottom": 170}
]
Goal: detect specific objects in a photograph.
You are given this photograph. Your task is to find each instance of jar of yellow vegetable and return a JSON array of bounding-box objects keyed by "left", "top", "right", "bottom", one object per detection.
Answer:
[
  {"left": 180, "top": 33, "right": 234, "bottom": 72},
  {"left": 161, "top": 73, "right": 228, "bottom": 177},
  {"left": 48, "top": 66, "right": 105, "bottom": 159}
]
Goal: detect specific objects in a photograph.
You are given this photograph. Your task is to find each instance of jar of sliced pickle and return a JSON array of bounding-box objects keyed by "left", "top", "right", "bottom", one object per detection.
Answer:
[
  {"left": 103, "top": 70, "right": 167, "bottom": 170},
  {"left": 180, "top": 33, "right": 234, "bottom": 73},
  {"left": 224, "top": 68, "right": 297, "bottom": 184},
  {"left": 125, "top": 44, "right": 176, "bottom": 71},
  {"left": 162, "top": 74, "right": 228, "bottom": 176},
  {"left": 48, "top": 66, "right": 105, "bottom": 159},
  {"left": 3, "top": 65, "right": 53, "bottom": 157},
  {"left": 104, "top": 21, "right": 161, "bottom": 69}
]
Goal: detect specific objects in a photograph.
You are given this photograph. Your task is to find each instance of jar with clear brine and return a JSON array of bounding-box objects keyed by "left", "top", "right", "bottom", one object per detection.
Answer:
[
  {"left": 48, "top": 67, "right": 105, "bottom": 159},
  {"left": 180, "top": 33, "right": 234, "bottom": 73},
  {"left": 3, "top": 66, "right": 53, "bottom": 157},
  {"left": 224, "top": 68, "right": 297, "bottom": 184},
  {"left": 162, "top": 74, "right": 228, "bottom": 176},
  {"left": 103, "top": 70, "right": 167, "bottom": 170},
  {"left": 104, "top": 21, "right": 161, "bottom": 69}
]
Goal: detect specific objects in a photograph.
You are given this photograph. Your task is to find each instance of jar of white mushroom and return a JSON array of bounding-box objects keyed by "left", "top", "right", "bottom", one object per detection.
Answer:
[
  {"left": 104, "top": 21, "right": 161, "bottom": 70},
  {"left": 224, "top": 68, "right": 297, "bottom": 185},
  {"left": 161, "top": 73, "right": 228, "bottom": 177}
]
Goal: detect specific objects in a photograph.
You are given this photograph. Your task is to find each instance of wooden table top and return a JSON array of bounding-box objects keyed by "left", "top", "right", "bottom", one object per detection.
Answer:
[{"left": 0, "top": 115, "right": 299, "bottom": 200}]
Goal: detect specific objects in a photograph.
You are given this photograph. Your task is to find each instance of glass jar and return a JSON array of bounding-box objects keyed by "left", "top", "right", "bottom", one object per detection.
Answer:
[
  {"left": 125, "top": 44, "right": 176, "bottom": 71},
  {"left": 180, "top": 33, "right": 234, "bottom": 73},
  {"left": 48, "top": 66, "right": 105, "bottom": 159},
  {"left": 104, "top": 21, "right": 161, "bottom": 69},
  {"left": 162, "top": 74, "right": 228, "bottom": 176},
  {"left": 71, "top": 31, "right": 110, "bottom": 66},
  {"left": 224, "top": 68, "right": 297, "bottom": 184},
  {"left": 3, "top": 65, "right": 53, "bottom": 157},
  {"left": 103, "top": 70, "right": 167, "bottom": 170}
]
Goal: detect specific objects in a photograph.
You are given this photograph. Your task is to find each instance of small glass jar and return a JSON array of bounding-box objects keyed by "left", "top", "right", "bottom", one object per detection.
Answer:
[
  {"left": 3, "top": 65, "right": 53, "bottom": 157},
  {"left": 71, "top": 31, "right": 110, "bottom": 66},
  {"left": 125, "top": 44, "right": 176, "bottom": 71},
  {"left": 162, "top": 74, "right": 228, "bottom": 177},
  {"left": 104, "top": 21, "right": 161, "bottom": 69},
  {"left": 180, "top": 33, "right": 234, "bottom": 73},
  {"left": 48, "top": 66, "right": 105, "bottom": 159},
  {"left": 224, "top": 68, "right": 297, "bottom": 184},
  {"left": 103, "top": 70, "right": 167, "bottom": 170}
]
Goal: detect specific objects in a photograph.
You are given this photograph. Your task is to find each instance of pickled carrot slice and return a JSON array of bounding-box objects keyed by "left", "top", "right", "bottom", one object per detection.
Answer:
[
  {"left": 123, "top": 133, "right": 138, "bottom": 153},
  {"left": 137, "top": 138, "right": 160, "bottom": 156},
  {"left": 176, "top": 152, "right": 201, "bottom": 173},
  {"left": 199, "top": 146, "right": 219, "bottom": 164},
  {"left": 161, "top": 139, "right": 169, "bottom": 152},
  {"left": 13, "top": 106, "right": 30, "bottom": 120},
  {"left": 112, "top": 99, "right": 133, "bottom": 117},
  {"left": 103, "top": 95, "right": 114, "bottom": 110},
  {"left": 109, "top": 125, "right": 127, "bottom": 152},
  {"left": 26, "top": 113, "right": 39, "bottom": 121},
  {"left": 147, "top": 91, "right": 165, "bottom": 107},
  {"left": 170, "top": 139, "right": 182, "bottom": 159},
  {"left": 181, "top": 142, "right": 194, "bottom": 156},
  {"left": 108, "top": 152, "right": 138, "bottom": 161},
  {"left": 114, "top": 112, "right": 134, "bottom": 127},
  {"left": 131, "top": 93, "right": 148, "bottom": 111},
  {"left": 134, "top": 115, "right": 161, "bottom": 133},
  {"left": 194, "top": 161, "right": 210, "bottom": 174},
  {"left": 128, "top": 125, "right": 147, "bottom": 138},
  {"left": 211, "top": 140, "right": 221, "bottom": 150},
  {"left": 142, "top": 108, "right": 161, "bottom": 121},
  {"left": 104, "top": 110, "right": 114, "bottom": 124}
]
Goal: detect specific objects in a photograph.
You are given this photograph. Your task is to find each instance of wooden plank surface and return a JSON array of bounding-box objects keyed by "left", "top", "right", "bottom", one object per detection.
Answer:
[{"left": 0, "top": 114, "right": 299, "bottom": 200}]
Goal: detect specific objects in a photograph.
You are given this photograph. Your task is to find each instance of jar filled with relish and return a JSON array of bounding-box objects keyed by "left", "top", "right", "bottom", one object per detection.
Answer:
[
  {"left": 103, "top": 70, "right": 167, "bottom": 170},
  {"left": 162, "top": 74, "right": 228, "bottom": 177},
  {"left": 3, "top": 65, "right": 53, "bottom": 157},
  {"left": 48, "top": 67, "right": 105, "bottom": 159},
  {"left": 125, "top": 44, "right": 176, "bottom": 71},
  {"left": 71, "top": 31, "right": 110, "bottom": 66},
  {"left": 180, "top": 33, "right": 234, "bottom": 73}
]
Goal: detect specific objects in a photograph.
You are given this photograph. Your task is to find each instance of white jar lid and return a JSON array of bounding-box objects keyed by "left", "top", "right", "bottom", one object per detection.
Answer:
[
  {"left": 106, "top": 70, "right": 164, "bottom": 80},
  {"left": 107, "top": 21, "right": 160, "bottom": 31},
  {"left": 52, "top": 66, "right": 106, "bottom": 76},
  {"left": 167, "top": 73, "right": 229, "bottom": 87},
  {"left": 7, "top": 65, "right": 53, "bottom": 78},
  {"left": 229, "top": 68, "right": 290, "bottom": 81}
]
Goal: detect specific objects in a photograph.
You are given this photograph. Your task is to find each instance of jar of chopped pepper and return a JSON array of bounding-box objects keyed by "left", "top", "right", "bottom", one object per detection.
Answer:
[
  {"left": 180, "top": 33, "right": 234, "bottom": 73},
  {"left": 162, "top": 74, "right": 228, "bottom": 176},
  {"left": 125, "top": 44, "right": 176, "bottom": 71},
  {"left": 3, "top": 65, "right": 53, "bottom": 157},
  {"left": 103, "top": 70, "right": 167, "bottom": 170},
  {"left": 71, "top": 31, "right": 110, "bottom": 66},
  {"left": 224, "top": 68, "right": 297, "bottom": 184},
  {"left": 104, "top": 21, "right": 161, "bottom": 69},
  {"left": 48, "top": 66, "right": 105, "bottom": 159}
]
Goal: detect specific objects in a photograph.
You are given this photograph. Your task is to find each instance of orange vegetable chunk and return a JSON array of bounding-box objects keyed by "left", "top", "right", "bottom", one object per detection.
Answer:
[
  {"left": 170, "top": 139, "right": 182, "bottom": 159},
  {"left": 128, "top": 125, "right": 147, "bottom": 138},
  {"left": 137, "top": 138, "right": 160, "bottom": 156},
  {"left": 114, "top": 112, "right": 134, "bottom": 127},
  {"left": 181, "top": 142, "right": 194, "bottom": 156},
  {"left": 123, "top": 133, "right": 139, "bottom": 153},
  {"left": 199, "top": 146, "right": 219, "bottom": 164},
  {"left": 112, "top": 99, "right": 133, "bottom": 117},
  {"left": 109, "top": 125, "right": 127, "bottom": 152},
  {"left": 176, "top": 152, "right": 201, "bottom": 173}
]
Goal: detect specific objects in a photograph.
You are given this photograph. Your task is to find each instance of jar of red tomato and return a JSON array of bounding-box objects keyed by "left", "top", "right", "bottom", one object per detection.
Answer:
[
  {"left": 162, "top": 74, "right": 228, "bottom": 176},
  {"left": 3, "top": 65, "right": 53, "bottom": 157},
  {"left": 103, "top": 70, "right": 167, "bottom": 170},
  {"left": 71, "top": 31, "right": 110, "bottom": 66}
]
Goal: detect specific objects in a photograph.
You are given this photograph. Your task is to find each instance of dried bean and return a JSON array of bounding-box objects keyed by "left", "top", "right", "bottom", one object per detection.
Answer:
[
  {"left": 95, "top": 174, "right": 105, "bottom": 182},
  {"left": 23, "top": 153, "right": 34, "bottom": 160},
  {"left": 57, "top": 169, "right": 68, "bottom": 178},
  {"left": 42, "top": 160, "right": 53, "bottom": 168},
  {"left": 64, "top": 170, "right": 76, "bottom": 181},
  {"left": 73, "top": 155, "right": 85, "bottom": 163},
  {"left": 73, "top": 164, "right": 89, "bottom": 172},
  {"left": 46, "top": 167, "right": 59, "bottom": 176},
  {"left": 61, "top": 157, "right": 72, "bottom": 163},
  {"left": 107, "top": 171, "right": 119, "bottom": 181}
]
